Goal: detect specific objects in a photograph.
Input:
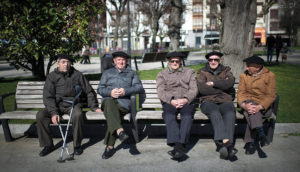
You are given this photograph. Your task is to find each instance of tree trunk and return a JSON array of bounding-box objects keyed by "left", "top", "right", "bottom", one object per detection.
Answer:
[
  {"left": 220, "top": 0, "right": 257, "bottom": 80},
  {"left": 31, "top": 55, "right": 45, "bottom": 80},
  {"left": 113, "top": 19, "right": 120, "bottom": 50},
  {"left": 151, "top": 17, "right": 159, "bottom": 52},
  {"left": 168, "top": 0, "right": 183, "bottom": 52}
]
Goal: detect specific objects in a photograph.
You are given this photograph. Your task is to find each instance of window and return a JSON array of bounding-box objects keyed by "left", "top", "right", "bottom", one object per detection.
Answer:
[
  {"left": 193, "top": 5, "right": 202, "bottom": 13},
  {"left": 270, "top": 21, "right": 279, "bottom": 31},
  {"left": 270, "top": 9, "right": 278, "bottom": 19},
  {"left": 193, "top": 18, "right": 203, "bottom": 26}
]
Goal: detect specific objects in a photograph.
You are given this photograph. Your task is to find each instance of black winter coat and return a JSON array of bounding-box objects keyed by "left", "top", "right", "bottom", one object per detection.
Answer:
[{"left": 43, "top": 67, "right": 99, "bottom": 116}]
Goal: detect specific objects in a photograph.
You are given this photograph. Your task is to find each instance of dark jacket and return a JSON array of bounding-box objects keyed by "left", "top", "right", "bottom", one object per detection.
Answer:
[
  {"left": 43, "top": 67, "right": 99, "bottom": 116},
  {"left": 197, "top": 63, "right": 235, "bottom": 103},
  {"left": 97, "top": 66, "right": 143, "bottom": 111}
]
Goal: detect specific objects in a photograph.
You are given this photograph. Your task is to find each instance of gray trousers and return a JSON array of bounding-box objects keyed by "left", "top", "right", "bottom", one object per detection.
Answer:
[
  {"left": 243, "top": 107, "right": 272, "bottom": 143},
  {"left": 36, "top": 104, "right": 83, "bottom": 148},
  {"left": 162, "top": 103, "right": 195, "bottom": 145},
  {"left": 201, "top": 102, "right": 236, "bottom": 143}
]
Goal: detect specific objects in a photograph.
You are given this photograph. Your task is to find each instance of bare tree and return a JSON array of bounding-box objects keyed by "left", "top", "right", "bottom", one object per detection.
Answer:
[
  {"left": 131, "top": 11, "right": 145, "bottom": 50},
  {"left": 106, "top": 0, "right": 128, "bottom": 50},
  {"left": 217, "top": 0, "right": 276, "bottom": 79},
  {"left": 278, "top": 0, "right": 300, "bottom": 46},
  {"left": 134, "top": 0, "right": 170, "bottom": 52},
  {"left": 168, "top": 0, "right": 184, "bottom": 51}
]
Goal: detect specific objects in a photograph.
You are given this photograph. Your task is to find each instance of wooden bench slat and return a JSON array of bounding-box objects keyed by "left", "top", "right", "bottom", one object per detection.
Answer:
[
  {"left": 16, "top": 99, "right": 43, "bottom": 104},
  {"left": 17, "top": 104, "right": 45, "bottom": 108},
  {"left": 142, "top": 85, "right": 157, "bottom": 89},
  {"left": 141, "top": 104, "right": 162, "bottom": 109},
  {"left": 17, "top": 85, "right": 44, "bottom": 90},
  {"left": 141, "top": 80, "right": 157, "bottom": 84},
  {"left": 16, "top": 95, "right": 43, "bottom": 99},
  {"left": 144, "top": 99, "right": 161, "bottom": 104},
  {"left": 17, "top": 90, "right": 43, "bottom": 95}
]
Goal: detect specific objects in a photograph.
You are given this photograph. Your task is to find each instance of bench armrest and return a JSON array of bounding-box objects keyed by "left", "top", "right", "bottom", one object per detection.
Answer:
[
  {"left": 130, "top": 94, "right": 137, "bottom": 122},
  {"left": 272, "top": 94, "right": 279, "bottom": 117},
  {"left": 0, "top": 92, "right": 16, "bottom": 114}
]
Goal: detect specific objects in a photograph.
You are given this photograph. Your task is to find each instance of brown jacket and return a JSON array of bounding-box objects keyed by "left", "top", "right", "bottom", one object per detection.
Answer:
[
  {"left": 197, "top": 64, "right": 235, "bottom": 103},
  {"left": 156, "top": 67, "right": 198, "bottom": 104},
  {"left": 237, "top": 67, "right": 276, "bottom": 110}
]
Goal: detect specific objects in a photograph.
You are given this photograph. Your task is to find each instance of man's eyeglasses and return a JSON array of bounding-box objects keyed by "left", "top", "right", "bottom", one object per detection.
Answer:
[
  {"left": 169, "top": 60, "right": 181, "bottom": 64},
  {"left": 208, "top": 58, "right": 220, "bottom": 62}
]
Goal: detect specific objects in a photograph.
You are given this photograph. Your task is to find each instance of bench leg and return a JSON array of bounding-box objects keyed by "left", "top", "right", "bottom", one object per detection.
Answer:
[
  {"left": 161, "top": 61, "right": 165, "bottom": 68},
  {"left": 1, "top": 119, "right": 13, "bottom": 142},
  {"left": 131, "top": 120, "right": 139, "bottom": 143},
  {"left": 266, "top": 119, "right": 276, "bottom": 143}
]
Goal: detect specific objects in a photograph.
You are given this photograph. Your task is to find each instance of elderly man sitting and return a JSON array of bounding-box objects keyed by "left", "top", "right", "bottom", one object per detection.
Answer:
[
  {"left": 156, "top": 51, "right": 198, "bottom": 160},
  {"left": 98, "top": 51, "right": 143, "bottom": 159},
  {"left": 237, "top": 55, "right": 276, "bottom": 156}
]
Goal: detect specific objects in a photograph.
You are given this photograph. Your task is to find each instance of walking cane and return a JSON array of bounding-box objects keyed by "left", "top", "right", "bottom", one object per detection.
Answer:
[{"left": 57, "top": 85, "right": 82, "bottom": 163}]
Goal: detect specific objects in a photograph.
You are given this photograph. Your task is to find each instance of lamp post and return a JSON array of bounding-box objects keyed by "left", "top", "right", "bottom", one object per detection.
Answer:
[
  {"left": 127, "top": 0, "right": 131, "bottom": 67},
  {"left": 97, "top": 13, "right": 102, "bottom": 72}
]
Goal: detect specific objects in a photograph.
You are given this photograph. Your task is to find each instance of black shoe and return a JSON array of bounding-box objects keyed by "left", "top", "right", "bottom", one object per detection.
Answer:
[
  {"left": 74, "top": 146, "right": 83, "bottom": 155},
  {"left": 219, "top": 146, "right": 229, "bottom": 160},
  {"left": 39, "top": 145, "right": 55, "bottom": 157},
  {"left": 118, "top": 131, "right": 129, "bottom": 142},
  {"left": 171, "top": 143, "right": 186, "bottom": 160},
  {"left": 244, "top": 142, "right": 256, "bottom": 155},
  {"left": 167, "top": 149, "right": 176, "bottom": 157},
  {"left": 102, "top": 147, "right": 115, "bottom": 159},
  {"left": 172, "top": 150, "right": 185, "bottom": 160},
  {"left": 259, "top": 135, "right": 270, "bottom": 147},
  {"left": 228, "top": 145, "right": 238, "bottom": 158}
]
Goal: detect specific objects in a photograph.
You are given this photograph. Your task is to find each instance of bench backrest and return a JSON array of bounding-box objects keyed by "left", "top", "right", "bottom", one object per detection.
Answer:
[
  {"left": 15, "top": 81, "right": 101, "bottom": 109},
  {"left": 139, "top": 80, "right": 238, "bottom": 110},
  {"left": 141, "top": 52, "right": 157, "bottom": 63}
]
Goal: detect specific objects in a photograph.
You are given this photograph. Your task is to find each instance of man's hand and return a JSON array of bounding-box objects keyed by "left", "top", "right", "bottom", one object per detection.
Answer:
[
  {"left": 111, "top": 88, "right": 121, "bottom": 98},
  {"left": 94, "top": 108, "right": 102, "bottom": 113},
  {"left": 243, "top": 103, "right": 263, "bottom": 114},
  {"left": 51, "top": 114, "right": 60, "bottom": 125},
  {"left": 171, "top": 99, "right": 178, "bottom": 108},
  {"left": 171, "top": 98, "right": 188, "bottom": 109},
  {"left": 110, "top": 88, "right": 125, "bottom": 98},
  {"left": 206, "top": 81, "right": 213, "bottom": 86},
  {"left": 118, "top": 88, "right": 125, "bottom": 96}
]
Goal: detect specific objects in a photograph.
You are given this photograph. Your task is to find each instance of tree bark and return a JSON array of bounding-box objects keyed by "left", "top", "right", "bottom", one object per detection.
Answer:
[
  {"left": 168, "top": 0, "right": 183, "bottom": 52},
  {"left": 151, "top": 14, "right": 159, "bottom": 52},
  {"left": 220, "top": 0, "right": 257, "bottom": 80}
]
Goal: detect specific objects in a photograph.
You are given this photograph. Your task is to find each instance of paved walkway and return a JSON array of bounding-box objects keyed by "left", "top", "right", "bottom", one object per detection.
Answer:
[
  {"left": 1, "top": 50, "right": 300, "bottom": 78},
  {"left": 0, "top": 132, "right": 300, "bottom": 172}
]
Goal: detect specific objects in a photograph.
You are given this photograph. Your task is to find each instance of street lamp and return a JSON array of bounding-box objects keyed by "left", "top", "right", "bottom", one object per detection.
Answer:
[{"left": 127, "top": 1, "right": 131, "bottom": 67}]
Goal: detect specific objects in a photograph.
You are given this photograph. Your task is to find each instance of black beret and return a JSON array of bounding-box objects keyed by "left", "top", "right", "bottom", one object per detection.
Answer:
[
  {"left": 205, "top": 51, "right": 223, "bottom": 59},
  {"left": 243, "top": 55, "right": 265, "bottom": 65},
  {"left": 112, "top": 51, "right": 131, "bottom": 59},
  {"left": 166, "top": 51, "right": 185, "bottom": 59},
  {"left": 57, "top": 54, "right": 74, "bottom": 62}
]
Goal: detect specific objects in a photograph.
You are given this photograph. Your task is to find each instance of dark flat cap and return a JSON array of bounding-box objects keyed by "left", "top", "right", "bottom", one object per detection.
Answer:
[
  {"left": 112, "top": 51, "right": 131, "bottom": 59},
  {"left": 57, "top": 54, "right": 74, "bottom": 62},
  {"left": 166, "top": 51, "right": 185, "bottom": 59},
  {"left": 243, "top": 55, "right": 265, "bottom": 65},
  {"left": 205, "top": 51, "right": 223, "bottom": 59}
]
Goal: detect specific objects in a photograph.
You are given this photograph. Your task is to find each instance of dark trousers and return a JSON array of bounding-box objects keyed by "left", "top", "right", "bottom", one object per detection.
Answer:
[
  {"left": 267, "top": 48, "right": 274, "bottom": 63},
  {"left": 162, "top": 103, "right": 195, "bottom": 145},
  {"left": 276, "top": 48, "right": 281, "bottom": 62},
  {"left": 201, "top": 102, "right": 236, "bottom": 143},
  {"left": 36, "top": 104, "right": 83, "bottom": 147},
  {"left": 102, "top": 98, "right": 129, "bottom": 146},
  {"left": 243, "top": 107, "right": 272, "bottom": 143}
]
